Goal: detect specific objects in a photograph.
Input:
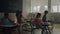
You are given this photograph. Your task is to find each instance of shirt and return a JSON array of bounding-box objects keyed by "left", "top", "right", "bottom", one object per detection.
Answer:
[
  {"left": 1, "top": 18, "right": 14, "bottom": 25},
  {"left": 42, "top": 15, "right": 46, "bottom": 22}
]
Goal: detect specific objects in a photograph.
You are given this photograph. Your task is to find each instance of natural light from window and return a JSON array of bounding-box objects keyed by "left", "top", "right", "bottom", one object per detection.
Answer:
[
  {"left": 52, "top": 6, "right": 58, "bottom": 13},
  {"left": 51, "top": 5, "right": 60, "bottom": 13},
  {"left": 44, "top": 5, "right": 48, "bottom": 10},
  {"left": 31, "top": 6, "right": 40, "bottom": 13}
]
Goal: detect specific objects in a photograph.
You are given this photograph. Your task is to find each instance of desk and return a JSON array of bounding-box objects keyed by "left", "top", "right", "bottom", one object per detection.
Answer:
[{"left": 0, "top": 24, "right": 20, "bottom": 34}]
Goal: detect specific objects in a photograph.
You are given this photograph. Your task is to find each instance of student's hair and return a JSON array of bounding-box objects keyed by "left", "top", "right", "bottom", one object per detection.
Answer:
[
  {"left": 36, "top": 13, "right": 41, "bottom": 17},
  {"left": 16, "top": 11, "right": 23, "bottom": 18},
  {"left": 4, "top": 13, "right": 9, "bottom": 17},
  {"left": 44, "top": 10, "right": 48, "bottom": 14},
  {"left": 16, "top": 10, "right": 22, "bottom": 17}
]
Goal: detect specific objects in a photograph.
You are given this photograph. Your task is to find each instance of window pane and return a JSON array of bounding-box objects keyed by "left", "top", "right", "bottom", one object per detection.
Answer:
[
  {"left": 52, "top": 6, "right": 58, "bottom": 12},
  {"left": 37, "top": 6, "right": 40, "bottom": 12},
  {"left": 31, "top": 6, "right": 40, "bottom": 13},
  {"left": 59, "top": 6, "right": 60, "bottom": 12},
  {"left": 44, "top": 5, "right": 48, "bottom": 10}
]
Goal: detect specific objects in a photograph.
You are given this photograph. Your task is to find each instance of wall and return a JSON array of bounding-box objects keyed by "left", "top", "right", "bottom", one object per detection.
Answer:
[
  {"left": 50, "top": 13, "right": 60, "bottom": 23},
  {"left": 23, "top": 0, "right": 31, "bottom": 18},
  {"left": 51, "top": 0, "right": 60, "bottom": 23},
  {"left": 23, "top": 0, "right": 60, "bottom": 23}
]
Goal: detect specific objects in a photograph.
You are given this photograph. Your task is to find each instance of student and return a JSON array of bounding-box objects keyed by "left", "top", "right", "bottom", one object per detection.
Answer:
[
  {"left": 16, "top": 11, "right": 24, "bottom": 24},
  {"left": 42, "top": 10, "right": 48, "bottom": 22},
  {"left": 1, "top": 13, "right": 15, "bottom": 25},
  {"left": 1, "top": 13, "right": 15, "bottom": 34},
  {"left": 16, "top": 11, "right": 25, "bottom": 34},
  {"left": 32, "top": 13, "right": 42, "bottom": 28}
]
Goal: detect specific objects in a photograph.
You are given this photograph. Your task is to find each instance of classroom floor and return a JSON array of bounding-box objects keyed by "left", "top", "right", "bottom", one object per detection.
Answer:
[
  {"left": 21, "top": 24, "right": 60, "bottom": 34},
  {"left": 34, "top": 24, "right": 60, "bottom": 34},
  {"left": 0, "top": 24, "right": 60, "bottom": 34}
]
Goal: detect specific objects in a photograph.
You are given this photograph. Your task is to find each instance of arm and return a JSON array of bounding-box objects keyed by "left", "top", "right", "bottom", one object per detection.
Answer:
[{"left": 21, "top": 17, "right": 25, "bottom": 24}]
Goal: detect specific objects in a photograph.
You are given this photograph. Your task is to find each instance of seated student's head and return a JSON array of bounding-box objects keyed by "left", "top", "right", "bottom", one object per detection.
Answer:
[
  {"left": 44, "top": 10, "right": 48, "bottom": 15},
  {"left": 36, "top": 13, "right": 41, "bottom": 18},
  {"left": 16, "top": 10, "right": 22, "bottom": 17},
  {"left": 4, "top": 13, "right": 9, "bottom": 18}
]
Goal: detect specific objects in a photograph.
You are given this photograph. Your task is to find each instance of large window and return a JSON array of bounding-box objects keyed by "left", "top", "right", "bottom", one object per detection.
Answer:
[
  {"left": 31, "top": 0, "right": 48, "bottom": 13},
  {"left": 59, "top": 5, "right": 60, "bottom": 12},
  {"left": 51, "top": 0, "right": 60, "bottom": 13},
  {"left": 32, "top": 6, "right": 40, "bottom": 13},
  {"left": 44, "top": 5, "right": 48, "bottom": 10},
  {"left": 51, "top": 5, "right": 60, "bottom": 13},
  {"left": 52, "top": 6, "right": 58, "bottom": 13}
]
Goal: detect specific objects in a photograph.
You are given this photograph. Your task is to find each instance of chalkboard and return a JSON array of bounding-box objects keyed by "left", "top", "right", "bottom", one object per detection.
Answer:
[{"left": 0, "top": 0, "right": 22, "bottom": 13}]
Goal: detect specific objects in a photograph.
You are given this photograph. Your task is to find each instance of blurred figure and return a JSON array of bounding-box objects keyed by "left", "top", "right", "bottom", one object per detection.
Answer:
[
  {"left": 16, "top": 11, "right": 24, "bottom": 24},
  {"left": 42, "top": 10, "right": 48, "bottom": 22},
  {"left": 1, "top": 13, "right": 15, "bottom": 25},
  {"left": 1, "top": 13, "right": 15, "bottom": 34},
  {"left": 16, "top": 11, "right": 25, "bottom": 34},
  {"left": 32, "top": 13, "right": 42, "bottom": 28}
]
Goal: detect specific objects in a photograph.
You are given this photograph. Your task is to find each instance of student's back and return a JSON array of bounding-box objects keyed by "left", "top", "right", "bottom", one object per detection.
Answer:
[
  {"left": 1, "top": 13, "right": 14, "bottom": 25},
  {"left": 1, "top": 17, "right": 14, "bottom": 25}
]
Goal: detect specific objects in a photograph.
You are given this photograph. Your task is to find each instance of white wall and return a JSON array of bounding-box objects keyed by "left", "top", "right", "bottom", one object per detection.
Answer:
[
  {"left": 51, "top": 0, "right": 60, "bottom": 5},
  {"left": 23, "top": 0, "right": 31, "bottom": 18}
]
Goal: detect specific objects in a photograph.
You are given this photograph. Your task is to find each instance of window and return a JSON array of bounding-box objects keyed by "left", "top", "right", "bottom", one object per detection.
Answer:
[
  {"left": 31, "top": 6, "right": 40, "bottom": 13},
  {"left": 59, "top": 6, "right": 60, "bottom": 12},
  {"left": 51, "top": 5, "right": 60, "bottom": 13},
  {"left": 51, "top": 6, "right": 58, "bottom": 13},
  {"left": 37, "top": 6, "right": 40, "bottom": 12},
  {"left": 44, "top": 5, "right": 48, "bottom": 10}
]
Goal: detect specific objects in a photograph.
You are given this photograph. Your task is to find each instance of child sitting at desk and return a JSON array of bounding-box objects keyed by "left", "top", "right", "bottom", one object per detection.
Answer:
[{"left": 32, "top": 13, "right": 42, "bottom": 28}]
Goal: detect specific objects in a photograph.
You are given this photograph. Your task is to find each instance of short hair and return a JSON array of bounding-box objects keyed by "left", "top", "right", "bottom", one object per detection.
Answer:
[
  {"left": 4, "top": 13, "right": 8, "bottom": 16},
  {"left": 44, "top": 10, "right": 48, "bottom": 14},
  {"left": 4, "top": 13, "right": 9, "bottom": 17}
]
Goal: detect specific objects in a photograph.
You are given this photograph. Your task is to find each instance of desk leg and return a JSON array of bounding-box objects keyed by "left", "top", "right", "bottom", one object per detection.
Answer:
[{"left": 17, "top": 26, "right": 21, "bottom": 34}]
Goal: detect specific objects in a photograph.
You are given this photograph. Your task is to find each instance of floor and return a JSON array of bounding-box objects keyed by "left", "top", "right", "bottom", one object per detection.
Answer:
[
  {"left": 0, "top": 24, "right": 60, "bottom": 34},
  {"left": 22, "top": 24, "right": 60, "bottom": 34},
  {"left": 34, "top": 24, "right": 60, "bottom": 34}
]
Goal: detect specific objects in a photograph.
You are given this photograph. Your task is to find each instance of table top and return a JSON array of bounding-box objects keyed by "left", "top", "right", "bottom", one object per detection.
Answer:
[
  {"left": 0, "top": 25, "right": 17, "bottom": 27},
  {"left": 0, "top": 24, "right": 20, "bottom": 27}
]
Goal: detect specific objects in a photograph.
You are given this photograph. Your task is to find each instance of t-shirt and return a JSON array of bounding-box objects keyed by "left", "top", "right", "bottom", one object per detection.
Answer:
[
  {"left": 32, "top": 18, "right": 41, "bottom": 25},
  {"left": 42, "top": 15, "right": 46, "bottom": 22},
  {"left": 1, "top": 18, "right": 14, "bottom": 25}
]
